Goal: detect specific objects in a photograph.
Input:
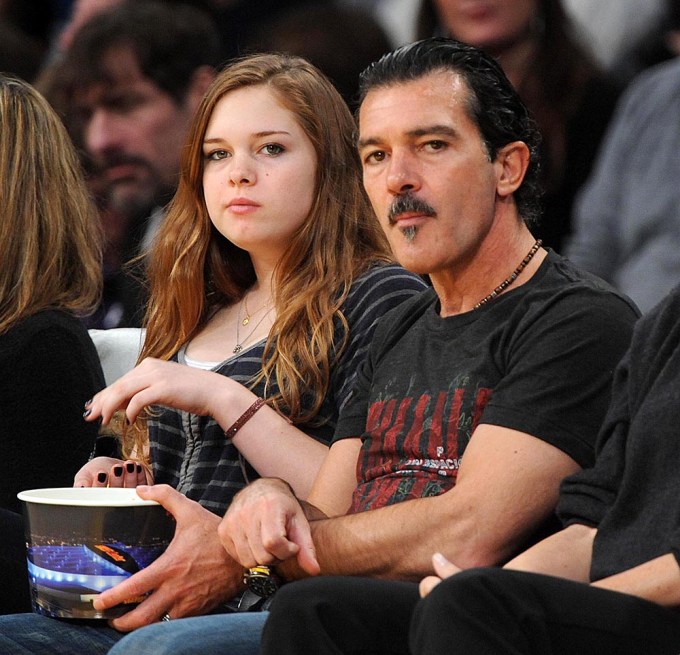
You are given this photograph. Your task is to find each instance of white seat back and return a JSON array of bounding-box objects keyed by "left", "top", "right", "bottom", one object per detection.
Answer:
[{"left": 88, "top": 328, "right": 145, "bottom": 386}]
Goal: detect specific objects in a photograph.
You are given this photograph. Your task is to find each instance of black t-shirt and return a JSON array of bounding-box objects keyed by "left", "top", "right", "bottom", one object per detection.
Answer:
[{"left": 334, "top": 251, "right": 640, "bottom": 514}]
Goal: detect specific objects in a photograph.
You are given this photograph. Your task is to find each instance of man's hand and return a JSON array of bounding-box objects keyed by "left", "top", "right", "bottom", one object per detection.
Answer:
[
  {"left": 92, "top": 485, "right": 243, "bottom": 631},
  {"left": 218, "top": 478, "right": 320, "bottom": 576},
  {"left": 419, "top": 553, "right": 461, "bottom": 597}
]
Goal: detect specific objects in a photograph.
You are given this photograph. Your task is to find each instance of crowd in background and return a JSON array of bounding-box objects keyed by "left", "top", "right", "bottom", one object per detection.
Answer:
[
  {"left": 0, "top": 0, "right": 677, "bottom": 323},
  {"left": 2, "top": 2, "right": 680, "bottom": 654}
]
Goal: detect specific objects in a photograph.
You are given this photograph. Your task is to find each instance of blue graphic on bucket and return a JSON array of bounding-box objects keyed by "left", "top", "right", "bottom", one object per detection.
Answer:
[
  {"left": 27, "top": 541, "right": 168, "bottom": 618},
  {"left": 19, "top": 488, "right": 176, "bottom": 619}
]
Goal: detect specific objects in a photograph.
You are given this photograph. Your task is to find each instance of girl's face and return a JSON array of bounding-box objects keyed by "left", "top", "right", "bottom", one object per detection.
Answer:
[
  {"left": 434, "top": 0, "right": 539, "bottom": 51},
  {"left": 202, "top": 84, "right": 317, "bottom": 261}
]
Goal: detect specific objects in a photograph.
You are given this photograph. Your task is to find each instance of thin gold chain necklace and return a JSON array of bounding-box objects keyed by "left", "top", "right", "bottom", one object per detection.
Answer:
[
  {"left": 473, "top": 240, "right": 542, "bottom": 310},
  {"left": 234, "top": 296, "right": 273, "bottom": 354},
  {"left": 242, "top": 294, "right": 270, "bottom": 326}
]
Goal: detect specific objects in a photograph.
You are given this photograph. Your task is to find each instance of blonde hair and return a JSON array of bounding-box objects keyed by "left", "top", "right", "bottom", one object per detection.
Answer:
[
  {"left": 126, "top": 53, "right": 391, "bottom": 457},
  {"left": 0, "top": 75, "right": 102, "bottom": 334}
]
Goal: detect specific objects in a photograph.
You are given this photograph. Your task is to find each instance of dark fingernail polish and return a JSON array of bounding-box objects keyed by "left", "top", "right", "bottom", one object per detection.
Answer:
[
  {"left": 84, "top": 399, "right": 92, "bottom": 408},
  {"left": 83, "top": 409, "right": 92, "bottom": 418},
  {"left": 97, "top": 472, "right": 107, "bottom": 483},
  {"left": 126, "top": 462, "right": 135, "bottom": 473},
  {"left": 136, "top": 464, "right": 142, "bottom": 474},
  {"left": 113, "top": 466, "right": 123, "bottom": 477}
]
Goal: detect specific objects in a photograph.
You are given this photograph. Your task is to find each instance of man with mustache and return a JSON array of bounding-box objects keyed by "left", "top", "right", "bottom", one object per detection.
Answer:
[
  {"left": 50, "top": 0, "right": 220, "bottom": 327},
  {"left": 85, "top": 37, "right": 640, "bottom": 655},
  {"left": 0, "top": 37, "right": 640, "bottom": 655},
  {"left": 221, "top": 36, "right": 639, "bottom": 581}
]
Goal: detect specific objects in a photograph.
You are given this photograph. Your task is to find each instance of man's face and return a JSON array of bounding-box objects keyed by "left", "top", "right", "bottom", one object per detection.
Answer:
[
  {"left": 74, "top": 46, "right": 195, "bottom": 217},
  {"left": 358, "top": 70, "right": 503, "bottom": 277}
]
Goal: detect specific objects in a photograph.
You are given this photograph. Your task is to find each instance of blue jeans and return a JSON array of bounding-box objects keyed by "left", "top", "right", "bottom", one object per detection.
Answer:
[
  {"left": 108, "top": 612, "right": 267, "bottom": 655},
  {"left": 0, "top": 611, "right": 266, "bottom": 655},
  {"left": 0, "top": 613, "right": 121, "bottom": 654},
  {"left": 109, "top": 612, "right": 269, "bottom": 655}
]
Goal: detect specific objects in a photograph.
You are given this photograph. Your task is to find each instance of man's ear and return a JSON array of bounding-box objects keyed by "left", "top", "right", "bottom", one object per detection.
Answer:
[
  {"left": 495, "top": 141, "right": 530, "bottom": 199},
  {"left": 185, "top": 65, "right": 216, "bottom": 112}
]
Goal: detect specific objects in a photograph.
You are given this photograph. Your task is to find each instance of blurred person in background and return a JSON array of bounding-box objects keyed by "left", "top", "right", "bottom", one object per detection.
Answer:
[
  {"left": 561, "top": 0, "right": 666, "bottom": 78},
  {"left": 243, "top": 3, "right": 392, "bottom": 110},
  {"left": 611, "top": 0, "right": 680, "bottom": 81},
  {"left": 0, "top": 0, "right": 60, "bottom": 82},
  {"left": 0, "top": 75, "right": 105, "bottom": 614},
  {"left": 566, "top": 53, "right": 680, "bottom": 313},
  {"left": 39, "top": 0, "right": 221, "bottom": 328}
]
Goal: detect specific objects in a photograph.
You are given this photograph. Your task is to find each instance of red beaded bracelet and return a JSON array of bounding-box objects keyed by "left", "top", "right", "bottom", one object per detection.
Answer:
[{"left": 224, "top": 398, "right": 266, "bottom": 439}]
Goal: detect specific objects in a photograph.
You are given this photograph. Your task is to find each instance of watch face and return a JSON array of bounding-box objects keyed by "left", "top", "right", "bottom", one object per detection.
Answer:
[
  {"left": 245, "top": 567, "right": 279, "bottom": 598},
  {"left": 248, "top": 574, "right": 278, "bottom": 598}
]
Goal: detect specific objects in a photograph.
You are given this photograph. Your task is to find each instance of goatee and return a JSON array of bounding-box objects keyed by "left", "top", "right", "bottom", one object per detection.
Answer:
[{"left": 402, "top": 225, "right": 417, "bottom": 242}]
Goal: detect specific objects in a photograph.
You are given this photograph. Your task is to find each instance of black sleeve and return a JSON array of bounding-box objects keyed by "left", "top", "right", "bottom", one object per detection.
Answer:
[
  {"left": 481, "top": 290, "right": 637, "bottom": 468},
  {"left": 556, "top": 352, "right": 631, "bottom": 529},
  {"left": 1, "top": 322, "right": 104, "bottom": 512}
]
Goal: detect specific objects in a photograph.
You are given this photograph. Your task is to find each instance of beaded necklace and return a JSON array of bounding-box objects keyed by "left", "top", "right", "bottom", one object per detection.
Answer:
[{"left": 473, "top": 240, "right": 543, "bottom": 310}]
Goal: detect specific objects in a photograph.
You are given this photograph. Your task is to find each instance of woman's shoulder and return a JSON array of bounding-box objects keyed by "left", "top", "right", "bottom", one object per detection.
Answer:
[
  {"left": 2, "top": 309, "right": 87, "bottom": 341},
  {"left": 0, "top": 310, "right": 100, "bottom": 367},
  {"left": 0, "top": 309, "right": 104, "bottom": 384}
]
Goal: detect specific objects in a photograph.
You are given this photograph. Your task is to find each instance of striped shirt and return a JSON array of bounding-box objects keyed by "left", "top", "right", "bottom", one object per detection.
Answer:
[{"left": 149, "top": 263, "right": 427, "bottom": 514}]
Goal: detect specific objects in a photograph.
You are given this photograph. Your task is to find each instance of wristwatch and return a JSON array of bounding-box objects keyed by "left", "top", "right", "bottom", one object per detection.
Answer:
[{"left": 243, "top": 565, "right": 280, "bottom": 598}]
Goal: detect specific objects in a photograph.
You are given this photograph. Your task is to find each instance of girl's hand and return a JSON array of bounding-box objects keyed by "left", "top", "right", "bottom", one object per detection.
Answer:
[
  {"left": 74, "top": 457, "right": 153, "bottom": 487},
  {"left": 83, "top": 358, "right": 226, "bottom": 427}
]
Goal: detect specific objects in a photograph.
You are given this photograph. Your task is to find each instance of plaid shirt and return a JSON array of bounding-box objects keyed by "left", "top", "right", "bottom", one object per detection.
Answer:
[{"left": 149, "top": 264, "right": 427, "bottom": 514}]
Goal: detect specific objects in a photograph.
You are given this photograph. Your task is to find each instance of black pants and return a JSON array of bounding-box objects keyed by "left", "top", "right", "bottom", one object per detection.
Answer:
[
  {"left": 0, "top": 507, "right": 31, "bottom": 614},
  {"left": 261, "top": 576, "right": 419, "bottom": 654},
  {"left": 261, "top": 569, "right": 680, "bottom": 655}
]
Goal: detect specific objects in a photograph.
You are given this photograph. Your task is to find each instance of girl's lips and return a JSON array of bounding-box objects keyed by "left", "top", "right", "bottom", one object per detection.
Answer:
[
  {"left": 227, "top": 198, "right": 261, "bottom": 214},
  {"left": 228, "top": 197, "right": 259, "bottom": 207}
]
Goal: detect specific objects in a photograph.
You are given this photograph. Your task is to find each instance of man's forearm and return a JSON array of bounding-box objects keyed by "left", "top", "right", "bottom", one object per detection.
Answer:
[
  {"left": 299, "top": 499, "right": 329, "bottom": 523},
  {"left": 278, "top": 427, "right": 579, "bottom": 582},
  {"left": 279, "top": 493, "right": 534, "bottom": 582}
]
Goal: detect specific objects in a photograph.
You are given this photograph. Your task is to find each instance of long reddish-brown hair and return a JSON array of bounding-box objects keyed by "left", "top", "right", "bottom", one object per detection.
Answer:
[{"left": 126, "top": 53, "right": 391, "bottom": 457}]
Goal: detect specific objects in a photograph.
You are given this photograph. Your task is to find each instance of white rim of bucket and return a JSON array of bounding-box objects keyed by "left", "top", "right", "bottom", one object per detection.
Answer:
[{"left": 17, "top": 488, "right": 160, "bottom": 507}]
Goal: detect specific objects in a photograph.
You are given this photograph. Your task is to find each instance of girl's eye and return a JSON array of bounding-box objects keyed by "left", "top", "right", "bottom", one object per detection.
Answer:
[
  {"left": 206, "top": 149, "right": 229, "bottom": 161},
  {"left": 262, "top": 143, "right": 284, "bottom": 155}
]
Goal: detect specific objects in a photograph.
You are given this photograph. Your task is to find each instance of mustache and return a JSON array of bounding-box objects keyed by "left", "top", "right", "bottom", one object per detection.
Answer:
[{"left": 388, "top": 193, "right": 436, "bottom": 225}]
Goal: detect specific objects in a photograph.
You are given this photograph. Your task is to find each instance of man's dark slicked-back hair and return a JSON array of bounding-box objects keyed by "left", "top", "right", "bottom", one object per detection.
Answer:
[{"left": 358, "top": 37, "right": 543, "bottom": 226}]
